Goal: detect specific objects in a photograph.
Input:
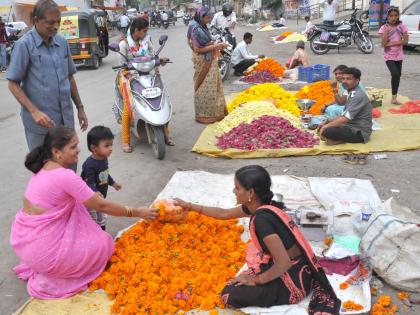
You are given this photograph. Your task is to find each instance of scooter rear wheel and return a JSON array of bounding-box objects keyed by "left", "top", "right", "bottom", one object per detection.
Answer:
[{"left": 150, "top": 125, "right": 166, "bottom": 160}]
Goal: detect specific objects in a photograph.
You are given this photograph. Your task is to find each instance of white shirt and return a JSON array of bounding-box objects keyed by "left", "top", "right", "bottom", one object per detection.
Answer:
[
  {"left": 279, "top": 17, "right": 286, "bottom": 25},
  {"left": 231, "top": 40, "right": 258, "bottom": 66},
  {"left": 303, "top": 21, "right": 314, "bottom": 34},
  {"left": 321, "top": 0, "right": 339, "bottom": 21},
  {"left": 211, "top": 11, "right": 237, "bottom": 30},
  {"left": 161, "top": 12, "right": 168, "bottom": 21},
  {"left": 120, "top": 15, "right": 130, "bottom": 27}
]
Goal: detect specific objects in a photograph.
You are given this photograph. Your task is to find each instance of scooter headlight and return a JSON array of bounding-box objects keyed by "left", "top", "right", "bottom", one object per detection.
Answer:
[{"left": 132, "top": 60, "right": 155, "bottom": 73}]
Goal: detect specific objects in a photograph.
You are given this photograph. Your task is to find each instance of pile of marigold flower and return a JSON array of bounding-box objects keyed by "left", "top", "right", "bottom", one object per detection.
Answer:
[
  {"left": 274, "top": 31, "right": 294, "bottom": 42},
  {"left": 342, "top": 300, "right": 364, "bottom": 311},
  {"left": 371, "top": 295, "right": 398, "bottom": 315},
  {"left": 295, "top": 81, "right": 335, "bottom": 115},
  {"left": 247, "top": 58, "right": 286, "bottom": 78},
  {"left": 227, "top": 83, "right": 299, "bottom": 116},
  {"left": 89, "top": 212, "right": 246, "bottom": 315}
]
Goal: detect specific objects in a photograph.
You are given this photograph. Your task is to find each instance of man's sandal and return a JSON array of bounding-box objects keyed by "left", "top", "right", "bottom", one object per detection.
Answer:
[{"left": 343, "top": 155, "right": 359, "bottom": 165}]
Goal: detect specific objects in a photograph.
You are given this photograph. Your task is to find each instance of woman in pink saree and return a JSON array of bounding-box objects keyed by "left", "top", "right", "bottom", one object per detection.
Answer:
[{"left": 10, "top": 126, "right": 158, "bottom": 299}]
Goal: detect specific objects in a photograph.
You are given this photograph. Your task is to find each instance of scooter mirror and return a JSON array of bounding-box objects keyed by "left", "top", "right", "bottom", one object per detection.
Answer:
[
  {"left": 108, "top": 43, "right": 120, "bottom": 52},
  {"left": 159, "top": 35, "right": 168, "bottom": 45}
]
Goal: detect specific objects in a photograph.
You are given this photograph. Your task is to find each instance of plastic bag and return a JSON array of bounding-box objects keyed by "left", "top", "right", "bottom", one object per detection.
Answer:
[
  {"left": 153, "top": 199, "right": 187, "bottom": 223},
  {"left": 389, "top": 100, "right": 420, "bottom": 114}
]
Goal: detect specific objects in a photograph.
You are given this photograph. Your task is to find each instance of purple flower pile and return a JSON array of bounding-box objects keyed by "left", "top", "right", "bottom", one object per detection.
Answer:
[
  {"left": 217, "top": 115, "right": 319, "bottom": 150},
  {"left": 240, "top": 70, "right": 279, "bottom": 84}
]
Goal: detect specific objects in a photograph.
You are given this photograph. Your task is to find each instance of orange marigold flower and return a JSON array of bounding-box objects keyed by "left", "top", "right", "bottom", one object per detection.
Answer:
[
  {"left": 295, "top": 80, "right": 335, "bottom": 115},
  {"left": 250, "top": 58, "right": 286, "bottom": 78},
  {"left": 343, "top": 300, "right": 364, "bottom": 311},
  {"left": 397, "top": 291, "right": 409, "bottom": 300},
  {"left": 91, "top": 212, "right": 246, "bottom": 314},
  {"left": 339, "top": 282, "right": 349, "bottom": 290}
]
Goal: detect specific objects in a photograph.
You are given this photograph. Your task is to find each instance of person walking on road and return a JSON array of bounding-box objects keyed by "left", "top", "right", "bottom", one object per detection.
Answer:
[
  {"left": 119, "top": 12, "right": 130, "bottom": 35},
  {"left": 189, "top": 6, "right": 228, "bottom": 124},
  {"left": 379, "top": 6, "right": 409, "bottom": 105},
  {"left": 321, "top": 0, "right": 339, "bottom": 26},
  {"left": 6, "top": 0, "right": 88, "bottom": 151},
  {"left": 0, "top": 20, "right": 8, "bottom": 72}
]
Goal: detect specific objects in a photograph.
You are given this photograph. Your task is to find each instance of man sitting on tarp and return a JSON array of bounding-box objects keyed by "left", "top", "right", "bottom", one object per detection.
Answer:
[
  {"left": 318, "top": 67, "right": 372, "bottom": 145},
  {"left": 232, "top": 32, "right": 264, "bottom": 76}
]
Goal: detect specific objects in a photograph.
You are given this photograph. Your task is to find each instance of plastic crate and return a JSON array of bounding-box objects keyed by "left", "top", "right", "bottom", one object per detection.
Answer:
[{"left": 298, "top": 64, "right": 330, "bottom": 83}]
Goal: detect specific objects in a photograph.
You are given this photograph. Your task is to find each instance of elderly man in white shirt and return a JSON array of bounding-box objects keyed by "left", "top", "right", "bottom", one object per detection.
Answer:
[
  {"left": 321, "top": 0, "right": 340, "bottom": 26},
  {"left": 211, "top": 3, "right": 237, "bottom": 30},
  {"left": 232, "top": 32, "right": 264, "bottom": 76}
]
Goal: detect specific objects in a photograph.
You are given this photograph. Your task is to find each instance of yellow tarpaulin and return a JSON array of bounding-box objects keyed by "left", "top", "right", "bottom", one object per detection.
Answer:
[
  {"left": 13, "top": 291, "right": 113, "bottom": 315},
  {"left": 192, "top": 89, "right": 420, "bottom": 159}
]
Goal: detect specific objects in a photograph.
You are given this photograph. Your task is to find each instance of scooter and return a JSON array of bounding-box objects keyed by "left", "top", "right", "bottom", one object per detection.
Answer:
[
  {"left": 109, "top": 35, "right": 172, "bottom": 160},
  {"left": 183, "top": 13, "right": 191, "bottom": 26}
]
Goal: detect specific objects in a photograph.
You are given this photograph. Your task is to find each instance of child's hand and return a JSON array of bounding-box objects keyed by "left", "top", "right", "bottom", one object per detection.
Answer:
[{"left": 113, "top": 182, "right": 122, "bottom": 191}]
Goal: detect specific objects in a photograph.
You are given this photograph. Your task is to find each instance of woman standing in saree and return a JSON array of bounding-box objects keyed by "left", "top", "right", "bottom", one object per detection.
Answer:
[
  {"left": 188, "top": 7, "right": 228, "bottom": 124},
  {"left": 175, "top": 165, "right": 341, "bottom": 314}
]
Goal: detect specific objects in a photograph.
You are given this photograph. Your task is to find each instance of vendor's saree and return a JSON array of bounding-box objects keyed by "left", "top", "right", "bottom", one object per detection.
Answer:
[
  {"left": 192, "top": 51, "right": 227, "bottom": 124},
  {"left": 232, "top": 205, "right": 341, "bottom": 314}
]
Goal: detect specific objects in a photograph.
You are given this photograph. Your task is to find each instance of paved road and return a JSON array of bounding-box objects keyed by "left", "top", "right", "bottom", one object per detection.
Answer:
[{"left": 0, "top": 21, "right": 419, "bottom": 314}]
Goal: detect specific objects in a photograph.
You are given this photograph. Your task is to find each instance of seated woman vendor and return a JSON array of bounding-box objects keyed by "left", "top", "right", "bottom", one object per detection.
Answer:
[
  {"left": 118, "top": 17, "right": 173, "bottom": 153},
  {"left": 286, "top": 41, "right": 309, "bottom": 69},
  {"left": 10, "top": 126, "right": 158, "bottom": 299},
  {"left": 324, "top": 65, "right": 366, "bottom": 119},
  {"left": 318, "top": 67, "right": 372, "bottom": 145},
  {"left": 175, "top": 165, "right": 340, "bottom": 314}
]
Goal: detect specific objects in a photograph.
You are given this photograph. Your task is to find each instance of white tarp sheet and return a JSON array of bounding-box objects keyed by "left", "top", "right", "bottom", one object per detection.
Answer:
[{"left": 153, "top": 171, "right": 377, "bottom": 315}]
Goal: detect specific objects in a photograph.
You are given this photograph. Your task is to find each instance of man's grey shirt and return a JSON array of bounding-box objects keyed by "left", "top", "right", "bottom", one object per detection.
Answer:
[
  {"left": 6, "top": 27, "right": 77, "bottom": 134},
  {"left": 342, "top": 84, "right": 373, "bottom": 142}
]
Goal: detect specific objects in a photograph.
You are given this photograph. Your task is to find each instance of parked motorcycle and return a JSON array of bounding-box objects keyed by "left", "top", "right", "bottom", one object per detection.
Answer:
[
  {"left": 183, "top": 13, "right": 191, "bottom": 26},
  {"left": 150, "top": 18, "right": 156, "bottom": 27},
  {"left": 6, "top": 27, "right": 21, "bottom": 65},
  {"left": 109, "top": 35, "right": 172, "bottom": 160},
  {"left": 309, "top": 10, "right": 373, "bottom": 55},
  {"left": 211, "top": 26, "right": 236, "bottom": 81}
]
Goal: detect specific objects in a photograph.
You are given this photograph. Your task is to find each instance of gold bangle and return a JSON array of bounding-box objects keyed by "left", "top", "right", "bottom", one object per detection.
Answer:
[{"left": 125, "top": 206, "right": 134, "bottom": 217}]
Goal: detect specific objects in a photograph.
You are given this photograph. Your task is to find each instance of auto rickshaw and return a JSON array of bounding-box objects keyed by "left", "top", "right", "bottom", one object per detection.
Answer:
[{"left": 59, "top": 9, "right": 109, "bottom": 69}]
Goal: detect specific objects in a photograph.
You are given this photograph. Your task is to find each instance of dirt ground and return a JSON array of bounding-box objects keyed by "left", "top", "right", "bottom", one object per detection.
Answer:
[{"left": 0, "top": 21, "right": 419, "bottom": 315}]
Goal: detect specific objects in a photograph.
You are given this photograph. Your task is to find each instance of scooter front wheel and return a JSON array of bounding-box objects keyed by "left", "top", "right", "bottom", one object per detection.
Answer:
[{"left": 150, "top": 125, "right": 166, "bottom": 160}]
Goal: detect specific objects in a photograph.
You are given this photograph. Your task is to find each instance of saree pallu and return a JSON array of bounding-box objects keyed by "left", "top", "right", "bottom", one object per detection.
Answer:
[
  {"left": 192, "top": 51, "right": 227, "bottom": 124},
  {"left": 221, "top": 205, "right": 341, "bottom": 315}
]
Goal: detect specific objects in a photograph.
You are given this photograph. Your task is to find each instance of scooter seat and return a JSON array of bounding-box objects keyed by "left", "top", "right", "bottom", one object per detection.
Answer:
[{"left": 314, "top": 23, "right": 340, "bottom": 31}]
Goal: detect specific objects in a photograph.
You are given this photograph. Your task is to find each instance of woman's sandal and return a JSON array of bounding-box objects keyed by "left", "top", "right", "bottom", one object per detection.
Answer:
[
  {"left": 391, "top": 99, "right": 402, "bottom": 105},
  {"left": 122, "top": 143, "right": 133, "bottom": 153}
]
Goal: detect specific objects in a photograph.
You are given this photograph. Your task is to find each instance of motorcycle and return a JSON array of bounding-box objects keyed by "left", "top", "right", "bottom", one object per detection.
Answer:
[
  {"left": 211, "top": 26, "right": 236, "bottom": 81},
  {"left": 6, "top": 27, "right": 21, "bottom": 65},
  {"left": 309, "top": 10, "right": 373, "bottom": 55},
  {"left": 109, "top": 35, "right": 172, "bottom": 160},
  {"left": 183, "top": 14, "right": 191, "bottom": 26},
  {"left": 150, "top": 18, "right": 156, "bottom": 27}
]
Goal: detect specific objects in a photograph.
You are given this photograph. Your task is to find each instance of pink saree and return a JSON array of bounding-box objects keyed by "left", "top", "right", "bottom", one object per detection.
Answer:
[{"left": 10, "top": 168, "right": 114, "bottom": 299}]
